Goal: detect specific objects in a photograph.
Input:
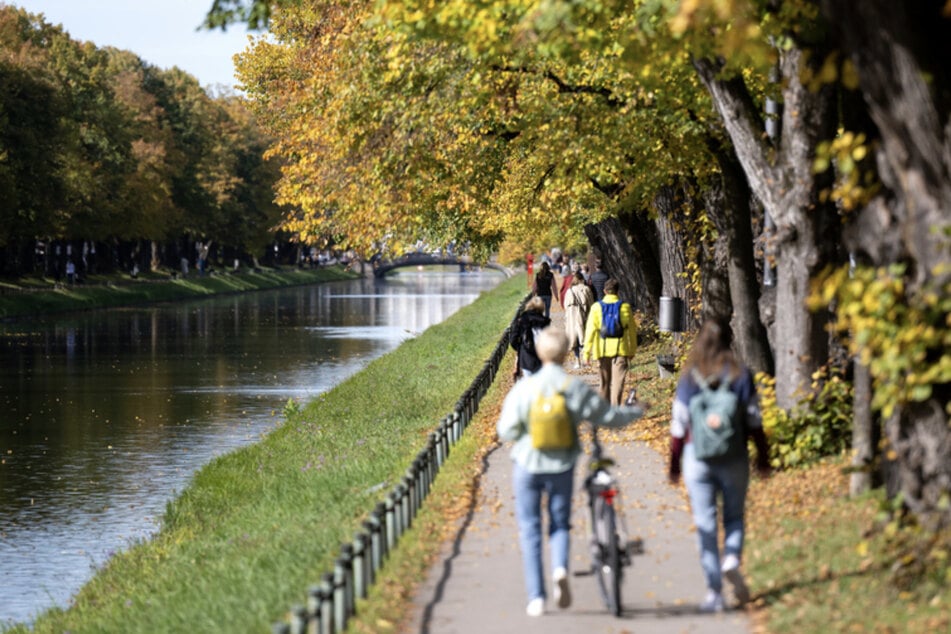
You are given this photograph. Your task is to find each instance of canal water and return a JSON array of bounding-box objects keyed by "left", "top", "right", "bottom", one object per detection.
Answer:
[{"left": 0, "top": 270, "right": 504, "bottom": 626}]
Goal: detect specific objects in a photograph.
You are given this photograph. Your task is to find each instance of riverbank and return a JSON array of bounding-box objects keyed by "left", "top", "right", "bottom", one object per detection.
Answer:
[
  {"left": 0, "top": 266, "right": 359, "bottom": 320},
  {"left": 8, "top": 275, "right": 526, "bottom": 634}
]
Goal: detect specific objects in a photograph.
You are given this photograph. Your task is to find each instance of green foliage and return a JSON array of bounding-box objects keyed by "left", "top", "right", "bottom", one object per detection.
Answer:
[
  {"left": 0, "top": 5, "right": 283, "bottom": 266},
  {"left": 810, "top": 264, "right": 951, "bottom": 418},
  {"left": 758, "top": 366, "right": 853, "bottom": 469}
]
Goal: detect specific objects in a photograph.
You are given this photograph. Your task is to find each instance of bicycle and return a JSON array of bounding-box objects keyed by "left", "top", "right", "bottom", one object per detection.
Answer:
[{"left": 578, "top": 421, "right": 634, "bottom": 616}]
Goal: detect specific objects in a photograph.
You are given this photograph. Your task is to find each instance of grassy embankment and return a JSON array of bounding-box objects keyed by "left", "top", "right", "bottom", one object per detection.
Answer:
[
  {"left": 10, "top": 274, "right": 526, "bottom": 634},
  {"left": 0, "top": 266, "right": 358, "bottom": 320}
]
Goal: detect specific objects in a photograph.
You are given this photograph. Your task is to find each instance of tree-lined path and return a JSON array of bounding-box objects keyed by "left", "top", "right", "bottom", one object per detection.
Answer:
[{"left": 405, "top": 305, "right": 749, "bottom": 633}]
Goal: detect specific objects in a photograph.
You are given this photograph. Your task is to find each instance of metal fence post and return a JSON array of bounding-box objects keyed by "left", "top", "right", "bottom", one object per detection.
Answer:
[{"left": 333, "top": 559, "right": 347, "bottom": 633}]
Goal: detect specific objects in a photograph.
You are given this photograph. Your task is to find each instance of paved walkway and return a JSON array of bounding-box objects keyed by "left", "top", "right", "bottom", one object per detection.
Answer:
[{"left": 404, "top": 305, "right": 750, "bottom": 633}]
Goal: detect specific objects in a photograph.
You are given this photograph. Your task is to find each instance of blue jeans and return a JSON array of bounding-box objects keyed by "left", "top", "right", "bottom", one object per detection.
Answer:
[
  {"left": 682, "top": 443, "right": 749, "bottom": 592},
  {"left": 513, "top": 463, "right": 574, "bottom": 601},
  {"left": 539, "top": 294, "right": 552, "bottom": 318}
]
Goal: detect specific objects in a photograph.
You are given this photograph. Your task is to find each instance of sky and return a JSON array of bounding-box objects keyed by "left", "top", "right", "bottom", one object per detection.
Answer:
[{"left": 9, "top": 0, "right": 262, "bottom": 91}]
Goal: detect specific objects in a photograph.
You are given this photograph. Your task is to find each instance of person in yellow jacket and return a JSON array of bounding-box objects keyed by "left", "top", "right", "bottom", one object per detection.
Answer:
[{"left": 582, "top": 278, "right": 637, "bottom": 405}]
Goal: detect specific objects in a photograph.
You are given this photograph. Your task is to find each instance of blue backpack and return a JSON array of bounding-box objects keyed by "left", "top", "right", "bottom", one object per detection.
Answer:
[
  {"left": 688, "top": 369, "right": 743, "bottom": 461},
  {"left": 599, "top": 301, "right": 624, "bottom": 338}
]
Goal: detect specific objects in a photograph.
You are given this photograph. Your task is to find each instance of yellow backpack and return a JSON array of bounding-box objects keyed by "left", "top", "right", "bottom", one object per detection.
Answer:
[{"left": 528, "top": 380, "right": 575, "bottom": 450}]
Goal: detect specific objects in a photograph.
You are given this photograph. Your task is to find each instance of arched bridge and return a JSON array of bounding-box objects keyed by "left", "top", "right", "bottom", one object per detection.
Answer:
[{"left": 372, "top": 253, "right": 510, "bottom": 278}]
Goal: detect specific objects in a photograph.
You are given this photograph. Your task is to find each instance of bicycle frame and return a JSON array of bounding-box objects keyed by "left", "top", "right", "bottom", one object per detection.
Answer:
[{"left": 581, "top": 425, "right": 631, "bottom": 616}]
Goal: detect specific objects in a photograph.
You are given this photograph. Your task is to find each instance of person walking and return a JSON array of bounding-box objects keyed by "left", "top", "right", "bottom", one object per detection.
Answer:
[
  {"left": 589, "top": 261, "right": 609, "bottom": 301},
  {"left": 532, "top": 261, "right": 560, "bottom": 318},
  {"left": 668, "top": 317, "right": 771, "bottom": 612},
  {"left": 510, "top": 296, "right": 551, "bottom": 379},
  {"left": 582, "top": 278, "right": 636, "bottom": 405},
  {"left": 497, "top": 327, "right": 646, "bottom": 617},
  {"left": 563, "top": 271, "right": 594, "bottom": 369}
]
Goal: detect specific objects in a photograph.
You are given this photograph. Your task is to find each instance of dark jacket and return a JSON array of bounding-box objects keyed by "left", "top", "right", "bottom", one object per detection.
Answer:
[{"left": 510, "top": 310, "right": 551, "bottom": 374}]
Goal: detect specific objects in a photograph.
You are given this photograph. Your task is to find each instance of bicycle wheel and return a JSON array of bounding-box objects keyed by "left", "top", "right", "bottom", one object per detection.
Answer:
[{"left": 592, "top": 495, "right": 623, "bottom": 616}]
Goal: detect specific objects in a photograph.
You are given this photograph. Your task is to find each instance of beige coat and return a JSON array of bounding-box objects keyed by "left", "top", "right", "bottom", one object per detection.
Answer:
[{"left": 564, "top": 283, "right": 594, "bottom": 351}]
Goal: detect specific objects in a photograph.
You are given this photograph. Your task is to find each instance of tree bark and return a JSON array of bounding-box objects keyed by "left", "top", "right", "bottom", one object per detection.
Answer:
[{"left": 693, "top": 47, "right": 840, "bottom": 409}]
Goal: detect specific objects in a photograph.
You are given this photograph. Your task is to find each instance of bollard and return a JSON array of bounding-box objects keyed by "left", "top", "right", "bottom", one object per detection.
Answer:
[
  {"left": 339, "top": 543, "right": 354, "bottom": 617},
  {"left": 353, "top": 532, "right": 368, "bottom": 599},
  {"left": 403, "top": 472, "right": 416, "bottom": 526},
  {"left": 435, "top": 419, "right": 446, "bottom": 458},
  {"left": 365, "top": 513, "right": 382, "bottom": 579},
  {"left": 319, "top": 574, "right": 334, "bottom": 634},
  {"left": 393, "top": 484, "right": 406, "bottom": 538},
  {"left": 384, "top": 494, "right": 396, "bottom": 552},
  {"left": 307, "top": 585, "right": 322, "bottom": 629},
  {"left": 290, "top": 605, "right": 307, "bottom": 634},
  {"left": 333, "top": 561, "right": 347, "bottom": 633}
]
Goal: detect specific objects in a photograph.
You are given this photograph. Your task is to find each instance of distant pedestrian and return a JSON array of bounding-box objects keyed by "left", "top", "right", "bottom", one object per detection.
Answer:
[
  {"left": 510, "top": 296, "right": 551, "bottom": 379},
  {"left": 563, "top": 271, "right": 594, "bottom": 369},
  {"left": 582, "top": 278, "right": 637, "bottom": 405},
  {"left": 497, "top": 327, "right": 646, "bottom": 617},
  {"left": 532, "top": 262, "right": 560, "bottom": 318},
  {"left": 589, "top": 262, "right": 609, "bottom": 301},
  {"left": 668, "top": 317, "right": 771, "bottom": 612},
  {"left": 65, "top": 260, "right": 76, "bottom": 285}
]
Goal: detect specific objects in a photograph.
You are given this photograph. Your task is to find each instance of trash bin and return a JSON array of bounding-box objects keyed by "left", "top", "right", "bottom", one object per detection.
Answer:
[{"left": 658, "top": 296, "right": 684, "bottom": 332}]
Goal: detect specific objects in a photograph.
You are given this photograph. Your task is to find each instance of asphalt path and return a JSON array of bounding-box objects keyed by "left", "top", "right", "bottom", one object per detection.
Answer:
[{"left": 404, "top": 307, "right": 751, "bottom": 634}]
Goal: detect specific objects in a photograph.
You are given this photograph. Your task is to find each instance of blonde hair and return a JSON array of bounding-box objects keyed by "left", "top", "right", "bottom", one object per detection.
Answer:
[
  {"left": 535, "top": 327, "right": 568, "bottom": 364},
  {"left": 525, "top": 296, "right": 546, "bottom": 313}
]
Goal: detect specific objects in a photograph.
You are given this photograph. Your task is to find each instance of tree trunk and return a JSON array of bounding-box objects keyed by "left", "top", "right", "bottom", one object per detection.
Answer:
[
  {"left": 850, "top": 359, "right": 877, "bottom": 497},
  {"left": 693, "top": 45, "right": 840, "bottom": 409},
  {"left": 706, "top": 147, "right": 774, "bottom": 375},
  {"left": 151, "top": 241, "right": 161, "bottom": 272},
  {"left": 653, "top": 184, "right": 699, "bottom": 330},
  {"left": 583, "top": 215, "right": 656, "bottom": 316},
  {"left": 822, "top": 0, "right": 951, "bottom": 525}
]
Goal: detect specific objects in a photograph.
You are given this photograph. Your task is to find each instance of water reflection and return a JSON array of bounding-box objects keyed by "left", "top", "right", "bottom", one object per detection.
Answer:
[{"left": 0, "top": 271, "right": 502, "bottom": 625}]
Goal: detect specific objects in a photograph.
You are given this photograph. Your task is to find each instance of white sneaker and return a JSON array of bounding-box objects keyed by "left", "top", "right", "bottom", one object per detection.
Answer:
[
  {"left": 722, "top": 555, "right": 750, "bottom": 605},
  {"left": 553, "top": 567, "right": 572, "bottom": 609},
  {"left": 699, "top": 589, "right": 724, "bottom": 613},
  {"left": 573, "top": 361, "right": 581, "bottom": 370},
  {"left": 526, "top": 597, "right": 545, "bottom": 617}
]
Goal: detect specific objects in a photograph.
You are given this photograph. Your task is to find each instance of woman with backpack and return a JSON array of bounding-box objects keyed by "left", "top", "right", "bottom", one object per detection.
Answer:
[
  {"left": 510, "top": 297, "right": 551, "bottom": 379},
  {"left": 668, "top": 317, "right": 771, "bottom": 612},
  {"left": 498, "top": 327, "right": 646, "bottom": 617}
]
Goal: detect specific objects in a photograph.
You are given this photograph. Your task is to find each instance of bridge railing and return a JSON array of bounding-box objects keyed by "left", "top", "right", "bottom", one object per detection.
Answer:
[{"left": 272, "top": 294, "right": 531, "bottom": 634}]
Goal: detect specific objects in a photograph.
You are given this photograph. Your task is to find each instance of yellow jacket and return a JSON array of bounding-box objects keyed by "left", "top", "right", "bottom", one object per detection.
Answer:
[{"left": 583, "top": 294, "right": 637, "bottom": 360}]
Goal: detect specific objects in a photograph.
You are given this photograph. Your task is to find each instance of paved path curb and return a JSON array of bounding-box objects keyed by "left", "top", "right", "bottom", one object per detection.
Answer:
[{"left": 405, "top": 305, "right": 751, "bottom": 633}]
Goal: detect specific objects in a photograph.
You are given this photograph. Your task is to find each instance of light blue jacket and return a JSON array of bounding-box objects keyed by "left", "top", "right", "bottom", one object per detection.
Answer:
[{"left": 497, "top": 363, "right": 645, "bottom": 473}]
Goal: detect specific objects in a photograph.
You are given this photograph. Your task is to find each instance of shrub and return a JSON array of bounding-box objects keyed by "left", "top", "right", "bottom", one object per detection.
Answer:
[{"left": 758, "top": 365, "right": 854, "bottom": 469}]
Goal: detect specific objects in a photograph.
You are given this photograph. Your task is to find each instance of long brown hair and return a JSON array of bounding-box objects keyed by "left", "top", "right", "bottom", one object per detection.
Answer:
[{"left": 685, "top": 317, "right": 740, "bottom": 381}]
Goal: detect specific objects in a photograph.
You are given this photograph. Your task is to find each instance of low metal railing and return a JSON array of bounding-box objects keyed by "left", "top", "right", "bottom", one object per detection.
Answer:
[{"left": 272, "top": 295, "right": 528, "bottom": 634}]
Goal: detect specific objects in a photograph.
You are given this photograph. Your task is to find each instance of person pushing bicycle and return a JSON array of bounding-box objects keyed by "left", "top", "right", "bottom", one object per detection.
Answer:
[{"left": 497, "top": 327, "right": 646, "bottom": 617}]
